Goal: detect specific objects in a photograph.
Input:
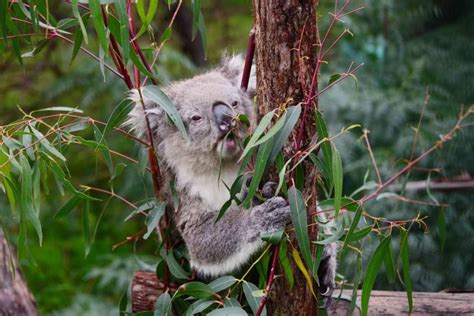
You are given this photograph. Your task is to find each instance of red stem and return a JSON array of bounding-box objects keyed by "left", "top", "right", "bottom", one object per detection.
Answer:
[
  {"left": 255, "top": 246, "right": 279, "bottom": 316},
  {"left": 101, "top": 6, "right": 134, "bottom": 89},
  {"left": 240, "top": 27, "right": 256, "bottom": 91}
]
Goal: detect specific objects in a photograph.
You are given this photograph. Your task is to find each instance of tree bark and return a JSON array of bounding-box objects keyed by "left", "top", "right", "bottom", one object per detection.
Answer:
[
  {"left": 253, "top": 0, "right": 320, "bottom": 314},
  {"left": 0, "top": 229, "right": 38, "bottom": 316}
]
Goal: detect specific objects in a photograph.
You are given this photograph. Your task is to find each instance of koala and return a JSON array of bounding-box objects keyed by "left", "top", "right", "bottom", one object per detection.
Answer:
[{"left": 126, "top": 55, "right": 336, "bottom": 298}]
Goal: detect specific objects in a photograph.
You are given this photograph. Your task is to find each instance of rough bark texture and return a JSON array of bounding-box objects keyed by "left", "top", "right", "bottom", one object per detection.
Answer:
[
  {"left": 130, "top": 273, "right": 474, "bottom": 315},
  {"left": 253, "top": 0, "right": 320, "bottom": 314},
  {"left": 131, "top": 271, "right": 167, "bottom": 313},
  {"left": 0, "top": 229, "right": 38, "bottom": 316}
]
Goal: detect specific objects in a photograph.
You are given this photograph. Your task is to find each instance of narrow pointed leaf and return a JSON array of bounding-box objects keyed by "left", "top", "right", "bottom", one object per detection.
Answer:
[
  {"left": 288, "top": 186, "right": 312, "bottom": 270},
  {"left": 361, "top": 235, "right": 391, "bottom": 316},
  {"left": 142, "top": 86, "right": 188, "bottom": 140},
  {"left": 400, "top": 229, "right": 413, "bottom": 313},
  {"left": 332, "top": 146, "right": 343, "bottom": 217}
]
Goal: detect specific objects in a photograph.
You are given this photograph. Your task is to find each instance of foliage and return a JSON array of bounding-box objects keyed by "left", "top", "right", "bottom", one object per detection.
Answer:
[{"left": 0, "top": 0, "right": 472, "bottom": 315}]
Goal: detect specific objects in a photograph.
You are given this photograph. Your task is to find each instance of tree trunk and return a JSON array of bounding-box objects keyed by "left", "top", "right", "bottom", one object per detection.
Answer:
[
  {"left": 253, "top": 0, "right": 320, "bottom": 314},
  {"left": 0, "top": 229, "right": 38, "bottom": 316}
]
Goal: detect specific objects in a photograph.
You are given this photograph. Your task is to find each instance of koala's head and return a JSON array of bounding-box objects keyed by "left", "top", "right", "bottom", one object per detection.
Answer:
[{"left": 127, "top": 55, "right": 256, "bottom": 172}]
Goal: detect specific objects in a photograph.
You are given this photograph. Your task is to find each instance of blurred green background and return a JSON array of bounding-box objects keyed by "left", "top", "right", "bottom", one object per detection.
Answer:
[{"left": 0, "top": 0, "right": 473, "bottom": 314}]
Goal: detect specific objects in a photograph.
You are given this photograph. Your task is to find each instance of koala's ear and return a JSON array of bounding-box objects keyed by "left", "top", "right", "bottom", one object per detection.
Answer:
[
  {"left": 220, "top": 54, "right": 256, "bottom": 98},
  {"left": 125, "top": 88, "right": 165, "bottom": 138}
]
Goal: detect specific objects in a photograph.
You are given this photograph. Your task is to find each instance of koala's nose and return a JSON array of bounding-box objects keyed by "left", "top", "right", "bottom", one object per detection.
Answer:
[{"left": 213, "top": 102, "right": 234, "bottom": 133}]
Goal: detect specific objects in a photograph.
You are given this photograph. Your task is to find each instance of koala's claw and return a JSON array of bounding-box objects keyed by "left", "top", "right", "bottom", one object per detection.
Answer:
[
  {"left": 261, "top": 181, "right": 277, "bottom": 199},
  {"left": 317, "top": 243, "right": 338, "bottom": 306}
]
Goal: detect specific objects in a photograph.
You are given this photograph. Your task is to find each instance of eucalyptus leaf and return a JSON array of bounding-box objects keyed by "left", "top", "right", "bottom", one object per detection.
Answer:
[
  {"left": 142, "top": 86, "right": 188, "bottom": 140},
  {"left": 361, "top": 235, "right": 391, "bottom": 316}
]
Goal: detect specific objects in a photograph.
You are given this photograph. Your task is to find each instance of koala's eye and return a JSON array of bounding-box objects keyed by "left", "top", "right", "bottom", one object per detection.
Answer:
[
  {"left": 231, "top": 101, "right": 239, "bottom": 108},
  {"left": 191, "top": 115, "right": 202, "bottom": 122}
]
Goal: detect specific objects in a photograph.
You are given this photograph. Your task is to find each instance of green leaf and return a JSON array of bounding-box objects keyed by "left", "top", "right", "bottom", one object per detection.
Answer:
[
  {"left": 384, "top": 240, "right": 396, "bottom": 284},
  {"left": 207, "top": 307, "right": 247, "bottom": 316},
  {"left": 20, "top": 155, "right": 42, "bottom": 245},
  {"left": 215, "top": 175, "right": 244, "bottom": 223},
  {"left": 70, "top": 14, "right": 89, "bottom": 65},
  {"left": 115, "top": 0, "right": 129, "bottom": 61},
  {"left": 82, "top": 199, "right": 92, "bottom": 257},
  {"left": 167, "top": 251, "right": 190, "bottom": 280},
  {"left": 252, "top": 110, "right": 287, "bottom": 148},
  {"left": 21, "top": 39, "right": 50, "bottom": 58},
  {"left": 89, "top": 0, "right": 108, "bottom": 51},
  {"left": 55, "top": 195, "right": 82, "bottom": 218},
  {"left": 71, "top": 0, "right": 88, "bottom": 44},
  {"left": 160, "top": 27, "right": 172, "bottom": 43},
  {"left": 288, "top": 186, "right": 312, "bottom": 271},
  {"left": 143, "top": 201, "right": 165, "bottom": 239},
  {"left": 191, "top": 0, "right": 200, "bottom": 40},
  {"left": 185, "top": 299, "right": 215, "bottom": 316},
  {"left": 155, "top": 292, "right": 172, "bottom": 316},
  {"left": 33, "top": 106, "right": 84, "bottom": 114},
  {"left": 119, "top": 286, "right": 128, "bottom": 316},
  {"left": 242, "top": 138, "right": 273, "bottom": 208},
  {"left": 269, "top": 105, "right": 301, "bottom": 163},
  {"left": 361, "top": 235, "right": 391, "bottom": 316},
  {"left": 175, "top": 282, "right": 214, "bottom": 300},
  {"left": 129, "top": 48, "right": 161, "bottom": 82},
  {"left": 102, "top": 99, "right": 133, "bottom": 141},
  {"left": 29, "top": 125, "right": 66, "bottom": 161},
  {"left": 239, "top": 110, "right": 274, "bottom": 161},
  {"left": 242, "top": 281, "right": 266, "bottom": 316},
  {"left": 331, "top": 146, "right": 343, "bottom": 217},
  {"left": 261, "top": 229, "right": 284, "bottom": 245},
  {"left": 279, "top": 238, "right": 294, "bottom": 288},
  {"left": 314, "top": 224, "right": 344, "bottom": 245},
  {"left": 197, "top": 11, "right": 207, "bottom": 56},
  {"left": 400, "top": 229, "right": 413, "bottom": 313},
  {"left": 208, "top": 276, "right": 237, "bottom": 292},
  {"left": 237, "top": 114, "right": 250, "bottom": 127},
  {"left": 319, "top": 197, "right": 360, "bottom": 213},
  {"left": 341, "top": 204, "right": 362, "bottom": 257},
  {"left": 342, "top": 225, "right": 373, "bottom": 243},
  {"left": 328, "top": 73, "right": 341, "bottom": 85},
  {"left": 2, "top": 174, "right": 20, "bottom": 216},
  {"left": 142, "top": 86, "right": 188, "bottom": 140},
  {"left": 315, "top": 111, "right": 332, "bottom": 176},
  {"left": 223, "top": 298, "right": 241, "bottom": 308},
  {"left": 275, "top": 157, "right": 291, "bottom": 196}
]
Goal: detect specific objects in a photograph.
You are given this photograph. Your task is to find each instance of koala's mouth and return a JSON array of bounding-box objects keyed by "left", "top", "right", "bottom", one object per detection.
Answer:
[{"left": 216, "top": 133, "right": 241, "bottom": 159}]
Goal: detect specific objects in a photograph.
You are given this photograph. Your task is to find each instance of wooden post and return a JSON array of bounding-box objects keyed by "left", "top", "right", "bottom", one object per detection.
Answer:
[
  {"left": 130, "top": 272, "right": 474, "bottom": 314},
  {"left": 252, "top": 0, "right": 321, "bottom": 314},
  {"left": 0, "top": 229, "right": 38, "bottom": 316}
]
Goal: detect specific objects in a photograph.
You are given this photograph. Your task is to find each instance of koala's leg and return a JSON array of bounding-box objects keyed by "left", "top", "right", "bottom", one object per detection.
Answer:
[
  {"left": 316, "top": 210, "right": 339, "bottom": 305},
  {"left": 318, "top": 243, "right": 338, "bottom": 302},
  {"left": 180, "top": 197, "right": 290, "bottom": 278}
]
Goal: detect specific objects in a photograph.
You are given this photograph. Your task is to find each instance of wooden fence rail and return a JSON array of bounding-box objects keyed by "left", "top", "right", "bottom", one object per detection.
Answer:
[{"left": 131, "top": 271, "right": 474, "bottom": 315}]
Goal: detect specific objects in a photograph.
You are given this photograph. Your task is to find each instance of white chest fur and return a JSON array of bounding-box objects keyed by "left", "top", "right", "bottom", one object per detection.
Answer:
[{"left": 174, "top": 162, "right": 239, "bottom": 210}]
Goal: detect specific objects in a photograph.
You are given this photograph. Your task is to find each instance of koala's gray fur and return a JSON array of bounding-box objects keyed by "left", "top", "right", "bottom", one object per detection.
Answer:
[{"left": 126, "top": 55, "right": 336, "bottom": 297}]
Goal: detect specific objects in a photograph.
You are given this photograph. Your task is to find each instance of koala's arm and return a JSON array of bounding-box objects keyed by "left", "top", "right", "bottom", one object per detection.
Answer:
[{"left": 178, "top": 197, "right": 289, "bottom": 278}]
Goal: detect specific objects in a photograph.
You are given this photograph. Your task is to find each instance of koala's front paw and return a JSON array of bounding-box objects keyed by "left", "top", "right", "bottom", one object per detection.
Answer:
[
  {"left": 317, "top": 243, "right": 338, "bottom": 306},
  {"left": 255, "top": 197, "right": 291, "bottom": 231}
]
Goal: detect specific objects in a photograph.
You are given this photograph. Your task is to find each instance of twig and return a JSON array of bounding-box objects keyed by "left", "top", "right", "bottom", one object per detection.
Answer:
[
  {"left": 81, "top": 185, "right": 137, "bottom": 209},
  {"left": 362, "top": 129, "right": 382, "bottom": 185},
  {"left": 255, "top": 246, "right": 279, "bottom": 316}
]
